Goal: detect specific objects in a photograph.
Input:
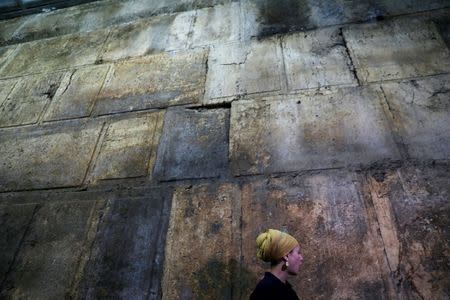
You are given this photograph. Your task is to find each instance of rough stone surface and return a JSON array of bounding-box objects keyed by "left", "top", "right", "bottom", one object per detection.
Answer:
[
  {"left": 281, "top": 27, "right": 357, "bottom": 90},
  {"left": 0, "top": 204, "right": 36, "bottom": 282},
  {"left": 230, "top": 87, "right": 401, "bottom": 175},
  {"left": 0, "top": 72, "right": 64, "bottom": 127},
  {"left": 78, "top": 188, "right": 172, "bottom": 299},
  {"left": 343, "top": 19, "right": 450, "bottom": 83},
  {"left": 99, "top": 15, "right": 175, "bottom": 62},
  {"left": 92, "top": 112, "right": 164, "bottom": 180},
  {"left": 204, "top": 37, "right": 283, "bottom": 102},
  {"left": 0, "top": 1, "right": 449, "bottom": 300},
  {"left": 381, "top": 74, "right": 450, "bottom": 160},
  {"left": 0, "top": 31, "right": 107, "bottom": 78},
  {"left": 154, "top": 108, "right": 229, "bottom": 181},
  {"left": 162, "top": 183, "right": 241, "bottom": 300},
  {"left": 365, "top": 165, "right": 450, "bottom": 299},
  {"left": 94, "top": 49, "right": 208, "bottom": 115},
  {"left": 0, "top": 78, "right": 17, "bottom": 107},
  {"left": 44, "top": 65, "right": 110, "bottom": 121},
  {"left": 190, "top": 3, "right": 241, "bottom": 48},
  {"left": 0, "top": 200, "right": 101, "bottom": 299},
  {"left": 241, "top": 172, "right": 388, "bottom": 299},
  {"left": 0, "top": 119, "right": 102, "bottom": 191}
]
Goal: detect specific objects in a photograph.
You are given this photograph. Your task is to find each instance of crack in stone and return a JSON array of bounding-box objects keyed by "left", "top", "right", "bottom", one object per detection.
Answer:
[{"left": 341, "top": 28, "right": 362, "bottom": 86}]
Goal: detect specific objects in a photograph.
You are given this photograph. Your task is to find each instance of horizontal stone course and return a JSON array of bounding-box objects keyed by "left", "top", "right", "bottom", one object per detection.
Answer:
[
  {"left": 0, "top": 30, "right": 107, "bottom": 78},
  {"left": 230, "top": 86, "right": 401, "bottom": 175},
  {"left": 93, "top": 48, "right": 208, "bottom": 115}
]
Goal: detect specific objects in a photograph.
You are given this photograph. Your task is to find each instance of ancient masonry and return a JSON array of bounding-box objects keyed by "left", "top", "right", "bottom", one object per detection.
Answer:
[{"left": 0, "top": 0, "right": 449, "bottom": 299}]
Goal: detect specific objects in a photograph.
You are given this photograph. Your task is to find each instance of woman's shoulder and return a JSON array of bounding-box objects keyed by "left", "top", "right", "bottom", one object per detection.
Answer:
[
  {"left": 249, "top": 273, "right": 286, "bottom": 299},
  {"left": 249, "top": 273, "right": 299, "bottom": 300}
]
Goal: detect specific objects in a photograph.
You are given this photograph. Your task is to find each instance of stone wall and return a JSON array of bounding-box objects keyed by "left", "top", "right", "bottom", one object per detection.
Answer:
[{"left": 0, "top": 0, "right": 449, "bottom": 299}]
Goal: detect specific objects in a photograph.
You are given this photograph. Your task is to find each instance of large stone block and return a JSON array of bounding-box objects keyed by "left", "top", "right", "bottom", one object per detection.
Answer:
[
  {"left": 92, "top": 112, "right": 164, "bottom": 180},
  {"left": 99, "top": 15, "right": 176, "bottom": 62},
  {"left": 343, "top": 19, "right": 450, "bottom": 83},
  {"left": 241, "top": 172, "right": 387, "bottom": 299},
  {"left": 365, "top": 165, "right": 450, "bottom": 299},
  {"left": 0, "top": 204, "right": 36, "bottom": 282},
  {"left": 153, "top": 108, "right": 229, "bottom": 181},
  {"left": 77, "top": 188, "right": 172, "bottom": 299},
  {"left": 0, "top": 200, "right": 101, "bottom": 299},
  {"left": 0, "top": 119, "right": 102, "bottom": 191},
  {"left": 190, "top": 3, "right": 241, "bottom": 47},
  {"left": 162, "top": 183, "right": 241, "bottom": 300},
  {"left": 381, "top": 74, "right": 450, "bottom": 160},
  {"left": 204, "top": 37, "right": 283, "bottom": 102},
  {"left": 0, "top": 72, "right": 64, "bottom": 127},
  {"left": 230, "top": 87, "right": 401, "bottom": 175},
  {"left": 43, "top": 65, "right": 110, "bottom": 121},
  {"left": 281, "top": 27, "right": 357, "bottom": 90},
  {"left": 93, "top": 49, "right": 208, "bottom": 115},
  {"left": 0, "top": 31, "right": 107, "bottom": 78}
]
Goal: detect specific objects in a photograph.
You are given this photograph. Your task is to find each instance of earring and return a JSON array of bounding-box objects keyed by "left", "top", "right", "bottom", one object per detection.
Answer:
[{"left": 286, "top": 261, "right": 289, "bottom": 267}]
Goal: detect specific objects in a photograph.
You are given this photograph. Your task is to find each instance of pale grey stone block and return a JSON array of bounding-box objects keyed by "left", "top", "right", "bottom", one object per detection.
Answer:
[
  {"left": 382, "top": 74, "right": 450, "bottom": 160},
  {"left": 282, "top": 27, "right": 357, "bottom": 90},
  {"left": 230, "top": 86, "right": 401, "bottom": 175},
  {"left": 343, "top": 19, "right": 450, "bottom": 83}
]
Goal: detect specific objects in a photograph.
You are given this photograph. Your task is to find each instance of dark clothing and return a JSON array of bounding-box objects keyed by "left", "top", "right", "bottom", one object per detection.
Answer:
[{"left": 250, "top": 272, "right": 299, "bottom": 300}]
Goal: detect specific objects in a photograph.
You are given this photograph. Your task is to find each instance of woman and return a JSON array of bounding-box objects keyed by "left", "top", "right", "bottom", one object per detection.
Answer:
[{"left": 250, "top": 229, "right": 303, "bottom": 300}]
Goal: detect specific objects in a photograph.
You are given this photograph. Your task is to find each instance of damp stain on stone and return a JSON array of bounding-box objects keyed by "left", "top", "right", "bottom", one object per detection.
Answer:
[{"left": 255, "top": 0, "right": 311, "bottom": 37}]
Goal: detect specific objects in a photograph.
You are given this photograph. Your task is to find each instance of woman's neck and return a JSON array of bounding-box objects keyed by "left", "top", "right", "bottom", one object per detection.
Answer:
[{"left": 270, "top": 266, "right": 288, "bottom": 283}]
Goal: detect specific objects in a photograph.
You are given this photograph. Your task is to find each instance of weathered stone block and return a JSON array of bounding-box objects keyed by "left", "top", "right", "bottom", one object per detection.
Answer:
[
  {"left": 99, "top": 15, "right": 175, "bottom": 62},
  {"left": 92, "top": 111, "right": 164, "bottom": 180},
  {"left": 0, "top": 72, "right": 64, "bottom": 127},
  {"left": 0, "top": 119, "right": 102, "bottom": 191},
  {"left": 153, "top": 108, "right": 229, "bottom": 181},
  {"left": 0, "top": 78, "right": 17, "bottom": 107},
  {"left": 0, "top": 204, "right": 36, "bottom": 281},
  {"left": 0, "top": 201, "right": 100, "bottom": 299},
  {"left": 0, "top": 45, "right": 18, "bottom": 70},
  {"left": 162, "top": 183, "right": 241, "bottom": 300},
  {"left": 365, "top": 165, "right": 450, "bottom": 299},
  {"left": 241, "top": 172, "right": 387, "bottom": 299},
  {"left": 230, "top": 87, "right": 401, "bottom": 175},
  {"left": 204, "top": 37, "right": 283, "bottom": 102},
  {"left": 43, "top": 65, "right": 110, "bottom": 121},
  {"left": 93, "top": 49, "right": 208, "bottom": 115},
  {"left": 190, "top": 3, "right": 240, "bottom": 47},
  {"left": 281, "top": 27, "right": 357, "bottom": 90},
  {"left": 0, "top": 31, "right": 107, "bottom": 78},
  {"left": 165, "top": 11, "right": 195, "bottom": 50},
  {"left": 381, "top": 74, "right": 450, "bottom": 160},
  {"left": 343, "top": 19, "right": 450, "bottom": 83},
  {"left": 78, "top": 188, "right": 172, "bottom": 299}
]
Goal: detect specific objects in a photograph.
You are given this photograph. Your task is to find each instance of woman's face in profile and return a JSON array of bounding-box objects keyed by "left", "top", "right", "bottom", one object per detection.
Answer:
[{"left": 286, "top": 245, "right": 303, "bottom": 275}]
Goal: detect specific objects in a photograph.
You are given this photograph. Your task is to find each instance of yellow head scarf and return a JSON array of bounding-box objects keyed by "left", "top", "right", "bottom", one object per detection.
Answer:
[{"left": 256, "top": 229, "right": 299, "bottom": 262}]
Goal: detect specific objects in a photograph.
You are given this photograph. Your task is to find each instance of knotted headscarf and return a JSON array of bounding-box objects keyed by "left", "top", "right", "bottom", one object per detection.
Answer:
[{"left": 256, "top": 229, "right": 299, "bottom": 262}]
